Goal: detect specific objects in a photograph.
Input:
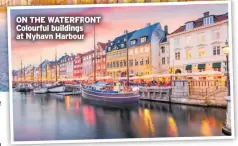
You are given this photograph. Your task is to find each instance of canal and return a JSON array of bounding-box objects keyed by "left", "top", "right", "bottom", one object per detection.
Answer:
[{"left": 13, "top": 91, "right": 227, "bottom": 141}]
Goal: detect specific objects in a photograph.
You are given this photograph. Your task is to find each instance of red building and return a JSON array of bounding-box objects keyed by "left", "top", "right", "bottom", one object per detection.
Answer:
[
  {"left": 73, "top": 53, "right": 83, "bottom": 79},
  {"left": 96, "top": 42, "right": 107, "bottom": 78}
]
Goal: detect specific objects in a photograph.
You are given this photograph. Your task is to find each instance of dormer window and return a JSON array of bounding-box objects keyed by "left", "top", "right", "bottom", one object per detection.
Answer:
[
  {"left": 111, "top": 42, "right": 113, "bottom": 46},
  {"left": 185, "top": 22, "right": 194, "bottom": 31},
  {"left": 130, "top": 40, "right": 136, "bottom": 45},
  {"left": 203, "top": 16, "right": 214, "bottom": 25},
  {"left": 140, "top": 37, "right": 147, "bottom": 43},
  {"left": 108, "top": 47, "right": 111, "bottom": 51},
  {"left": 121, "top": 43, "right": 125, "bottom": 48}
]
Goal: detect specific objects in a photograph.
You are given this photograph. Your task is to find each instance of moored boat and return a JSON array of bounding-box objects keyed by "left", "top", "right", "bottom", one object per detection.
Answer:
[
  {"left": 81, "top": 82, "right": 140, "bottom": 104},
  {"left": 33, "top": 88, "right": 48, "bottom": 94}
]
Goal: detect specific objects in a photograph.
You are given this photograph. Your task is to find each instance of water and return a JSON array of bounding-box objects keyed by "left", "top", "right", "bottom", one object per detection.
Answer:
[
  {"left": 0, "top": 49, "right": 9, "bottom": 92},
  {"left": 13, "top": 91, "right": 227, "bottom": 141}
]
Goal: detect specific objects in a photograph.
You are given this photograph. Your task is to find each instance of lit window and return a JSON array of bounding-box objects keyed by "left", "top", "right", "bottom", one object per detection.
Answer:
[
  {"left": 140, "top": 47, "right": 144, "bottom": 53},
  {"left": 175, "top": 52, "right": 180, "bottom": 60},
  {"left": 135, "top": 60, "right": 139, "bottom": 66},
  {"left": 213, "top": 46, "right": 221, "bottom": 55},
  {"left": 186, "top": 50, "right": 192, "bottom": 59},
  {"left": 145, "top": 46, "right": 150, "bottom": 52},
  {"left": 203, "top": 16, "right": 214, "bottom": 25},
  {"left": 186, "top": 36, "right": 191, "bottom": 45},
  {"left": 146, "top": 57, "right": 150, "bottom": 64},
  {"left": 140, "top": 37, "right": 147, "bottom": 43},
  {"left": 140, "top": 59, "right": 144, "bottom": 65},
  {"left": 198, "top": 48, "right": 205, "bottom": 57}
]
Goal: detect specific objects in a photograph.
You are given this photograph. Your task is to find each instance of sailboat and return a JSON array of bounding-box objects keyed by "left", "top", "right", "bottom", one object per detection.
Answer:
[
  {"left": 33, "top": 56, "right": 48, "bottom": 94},
  {"left": 81, "top": 24, "right": 140, "bottom": 104}
]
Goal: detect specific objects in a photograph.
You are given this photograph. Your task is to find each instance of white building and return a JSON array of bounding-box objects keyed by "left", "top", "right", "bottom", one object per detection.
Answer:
[
  {"left": 66, "top": 54, "right": 74, "bottom": 79},
  {"left": 168, "top": 11, "right": 228, "bottom": 80}
]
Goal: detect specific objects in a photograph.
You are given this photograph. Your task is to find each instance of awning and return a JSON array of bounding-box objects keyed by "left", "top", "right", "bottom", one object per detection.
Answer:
[
  {"left": 212, "top": 62, "right": 221, "bottom": 68},
  {"left": 198, "top": 64, "right": 206, "bottom": 69},
  {"left": 185, "top": 65, "right": 192, "bottom": 70}
]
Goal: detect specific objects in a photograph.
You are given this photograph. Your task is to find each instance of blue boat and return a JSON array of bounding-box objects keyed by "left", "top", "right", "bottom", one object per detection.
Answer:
[{"left": 81, "top": 82, "right": 140, "bottom": 104}]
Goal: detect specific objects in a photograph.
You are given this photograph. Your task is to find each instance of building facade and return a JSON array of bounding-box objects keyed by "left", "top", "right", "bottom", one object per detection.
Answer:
[
  {"left": 65, "top": 54, "right": 75, "bottom": 79},
  {"left": 73, "top": 53, "right": 83, "bottom": 79},
  {"left": 58, "top": 54, "right": 68, "bottom": 80},
  {"left": 168, "top": 11, "right": 228, "bottom": 80},
  {"left": 127, "top": 23, "right": 166, "bottom": 76},
  {"left": 106, "top": 30, "right": 135, "bottom": 80},
  {"left": 96, "top": 42, "right": 107, "bottom": 78},
  {"left": 82, "top": 50, "right": 94, "bottom": 77}
]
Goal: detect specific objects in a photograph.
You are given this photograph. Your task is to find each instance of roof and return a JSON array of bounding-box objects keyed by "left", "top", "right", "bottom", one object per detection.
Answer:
[
  {"left": 97, "top": 42, "right": 107, "bottom": 50},
  {"left": 170, "top": 12, "right": 228, "bottom": 35},
  {"left": 82, "top": 50, "right": 94, "bottom": 57},
  {"left": 105, "top": 30, "right": 136, "bottom": 52},
  {"left": 128, "top": 23, "right": 160, "bottom": 47},
  {"left": 58, "top": 54, "right": 68, "bottom": 63}
]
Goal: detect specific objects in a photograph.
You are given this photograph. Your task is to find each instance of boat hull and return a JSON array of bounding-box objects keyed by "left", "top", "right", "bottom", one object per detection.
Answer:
[
  {"left": 48, "top": 86, "right": 65, "bottom": 93},
  {"left": 33, "top": 88, "right": 48, "bottom": 94},
  {"left": 81, "top": 87, "right": 140, "bottom": 104}
]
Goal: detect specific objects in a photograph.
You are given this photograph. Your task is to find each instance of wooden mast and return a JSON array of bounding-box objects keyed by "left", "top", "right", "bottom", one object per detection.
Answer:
[
  {"left": 40, "top": 56, "right": 42, "bottom": 88},
  {"left": 55, "top": 48, "right": 58, "bottom": 82},
  {"left": 125, "top": 31, "right": 129, "bottom": 87},
  {"left": 93, "top": 24, "right": 96, "bottom": 82}
]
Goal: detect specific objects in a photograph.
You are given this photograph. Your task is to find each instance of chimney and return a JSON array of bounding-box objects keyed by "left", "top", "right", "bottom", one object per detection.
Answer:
[
  {"left": 203, "top": 11, "right": 210, "bottom": 17},
  {"left": 164, "top": 25, "right": 168, "bottom": 36},
  {"left": 146, "top": 23, "right": 151, "bottom": 27},
  {"left": 124, "top": 30, "right": 128, "bottom": 35}
]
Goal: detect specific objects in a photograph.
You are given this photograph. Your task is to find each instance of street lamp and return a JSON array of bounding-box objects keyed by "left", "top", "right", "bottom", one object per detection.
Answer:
[{"left": 222, "top": 40, "right": 231, "bottom": 135}]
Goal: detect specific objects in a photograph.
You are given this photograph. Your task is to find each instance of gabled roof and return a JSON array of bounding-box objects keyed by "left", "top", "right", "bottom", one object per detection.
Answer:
[
  {"left": 97, "top": 42, "right": 107, "bottom": 50},
  {"left": 128, "top": 23, "right": 160, "bottom": 47},
  {"left": 170, "top": 12, "right": 228, "bottom": 35}
]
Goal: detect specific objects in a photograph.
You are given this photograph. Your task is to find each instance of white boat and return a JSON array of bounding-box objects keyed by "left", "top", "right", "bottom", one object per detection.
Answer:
[
  {"left": 33, "top": 88, "right": 48, "bottom": 94},
  {"left": 48, "top": 85, "right": 65, "bottom": 93}
]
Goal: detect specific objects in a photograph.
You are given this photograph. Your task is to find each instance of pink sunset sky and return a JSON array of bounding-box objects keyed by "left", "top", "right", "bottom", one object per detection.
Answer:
[{"left": 8, "top": 3, "right": 228, "bottom": 70}]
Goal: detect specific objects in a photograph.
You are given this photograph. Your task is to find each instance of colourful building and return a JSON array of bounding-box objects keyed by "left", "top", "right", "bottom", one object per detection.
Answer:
[
  {"left": 105, "top": 30, "right": 135, "bottom": 80},
  {"left": 74, "top": 53, "right": 83, "bottom": 79},
  {"left": 96, "top": 42, "right": 107, "bottom": 79},
  {"left": 58, "top": 54, "right": 69, "bottom": 80},
  {"left": 66, "top": 54, "right": 75, "bottom": 79},
  {"left": 127, "top": 23, "right": 166, "bottom": 76},
  {"left": 82, "top": 50, "right": 94, "bottom": 78}
]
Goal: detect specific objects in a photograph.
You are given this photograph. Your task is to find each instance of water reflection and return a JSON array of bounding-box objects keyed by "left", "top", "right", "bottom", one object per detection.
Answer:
[{"left": 13, "top": 92, "right": 226, "bottom": 141}]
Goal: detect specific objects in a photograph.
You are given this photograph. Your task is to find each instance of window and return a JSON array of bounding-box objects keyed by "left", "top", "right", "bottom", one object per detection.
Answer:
[
  {"left": 113, "top": 62, "right": 115, "bottom": 68},
  {"left": 124, "top": 60, "right": 126, "bottom": 66},
  {"left": 175, "top": 52, "right": 180, "bottom": 60},
  {"left": 162, "top": 57, "right": 165, "bottom": 65},
  {"left": 185, "top": 22, "right": 194, "bottom": 31},
  {"left": 198, "top": 33, "right": 205, "bottom": 44},
  {"left": 203, "top": 16, "right": 214, "bottom": 25},
  {"left": 116, "top": 61, "right": 119, "bottom": 67},
  {"left": 120, "top": 60, "right": 122, "bottom": 67},
  {"left": 129, "top": 60, "right": 133, "bottom": 66},
  {"left": 140, "top": 59, "right": 143, "bottom": 65},
  {"left": 198, "top": 48, "right": 205, "bottom": 57},
  {"left": 161, "top": 46, "right": 165, "bottom": 53},
  {"left": 212, "top": 29, "right": 220, "bottom": 40},
  {"left": 199, "top": 68, "right": 205, "bottom": 72},
  {"left": 135, "top": 48, "right": 138, "bottom": 54},
  {"left": 129, "top": 49, "right": 133, "bottom": 55},
  {"left": 145, "top": 46, "right": 150, "bottom": 52},
  {"left": 214, "top": 68, "right": 221, "bottom": 71},
  {"left": 146, "top": 57, "right": 150, "bottom": 64},
  {"left": 130, "top": 40, "right": 136, "bottom": 45},
  {"left": 187, "top": 70, "right": 192, "bottom": 73},
  {"left": 213, "top": 46, "right": 221, "bottom": 55},
  {"left": 140, "top": 47, "right": 144, "bottom": 53},
  {"left": 135, "top": 60, "right": 139, "bottom": 66},
  {"left": 186, "top": 36, "right": 191, "bottom": 45},
  {"left": 175, "top": 38, "right": 180, "bottom": 46},
  {"left": 140, "top": 37, "right": 147, "bottom": 43},
  {"left": 186, "top": 50, "right": 192, "bottom": 59},
  {"left": 121, "top": 43, "right": 125, "bottom": 48}
]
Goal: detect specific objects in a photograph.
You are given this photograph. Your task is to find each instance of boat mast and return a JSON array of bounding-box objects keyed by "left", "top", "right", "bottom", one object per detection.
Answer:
[
  {"left": 20, "top": 60, "right": 22, "bottom": 82},
  {"left": 125, "top": 31, "right": 129, "bottom": 87},
  {"left": 55, "top": 48, "right": 58, "bottom": 82},
  {"left": 93, "top": 24, "right": 96, "bottom": 82},
  {"left": 40, "top": 56, "right": 42, "bottom": 88}
]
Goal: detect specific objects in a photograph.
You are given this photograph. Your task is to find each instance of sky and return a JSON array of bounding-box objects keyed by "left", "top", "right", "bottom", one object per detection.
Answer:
[{"left": 6, "top": 3, "right": 228, "bottom": 70}]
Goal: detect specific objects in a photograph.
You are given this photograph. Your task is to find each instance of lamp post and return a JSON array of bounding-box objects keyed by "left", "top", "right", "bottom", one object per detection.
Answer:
[{"left": 222, "top": 40, "right": 231, "bottom": 135}]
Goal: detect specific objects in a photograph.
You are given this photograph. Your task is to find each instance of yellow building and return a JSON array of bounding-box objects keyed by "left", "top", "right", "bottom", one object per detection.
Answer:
[{"left": 106, "top": 30, "right": 136, "bottom": 80}]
